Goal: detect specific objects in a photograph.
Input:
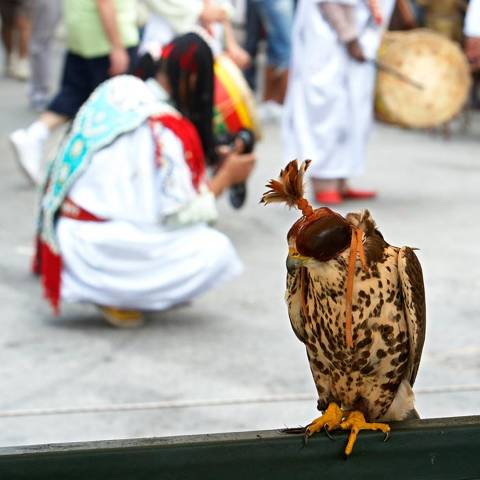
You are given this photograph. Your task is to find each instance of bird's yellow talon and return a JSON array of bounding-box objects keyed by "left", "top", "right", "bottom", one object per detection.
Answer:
[
  {"left": 305, "top": 402, "right": 344, "bottom": 438},
  {"left": 340, "top": 411, "right": 390, "bottom": 456}
]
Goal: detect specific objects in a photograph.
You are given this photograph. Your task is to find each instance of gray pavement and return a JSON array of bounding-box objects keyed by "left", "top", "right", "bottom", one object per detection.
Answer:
[{"left": 1, "top": 62, "right": 480, "bottom": 448}]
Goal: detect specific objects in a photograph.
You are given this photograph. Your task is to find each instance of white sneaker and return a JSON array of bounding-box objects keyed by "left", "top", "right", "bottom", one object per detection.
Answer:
[
  {"left": 258, "top": 100, "right": 284, "bottom": 124},
  {"left": 268, "top": 101, "right": 284, "bottom": 122},
  {"left": 9, "top": 129, "right": 43, "bottom": 185},
  {"left": 11, "top": 55, "right": 30, "bottom": 81},
  {"left": 257, "top": 101, "right": 274, "bottom": 123}
]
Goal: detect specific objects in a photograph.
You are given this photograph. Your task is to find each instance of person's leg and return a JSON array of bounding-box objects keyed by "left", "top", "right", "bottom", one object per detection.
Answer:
[
  {"left": 16, "top": 11, "right": 30, "bottom": 58},
  {"left": 10, "top": 2, "right": 32, "bottom": 80},
  {"left": 1, "top": 25, "right": 13, "bottom": 56},
  {"left": 47, "top": 52, "right": 93, "bottom": 118},
  {"left": 29, "top": 0, "right": 62, "bottom": 110},
  {"left": 38, "top": 111, "right": 68, "bottom": 130},
  {"left": 265, "top": 0, "right": 293, "bottom": 104},
  {"left": 337, "top": 59, "right": 377, "bottom": 200},
  {"left": 254, "top": 0, "right": 293, "bottom": 104},
  {"left": 0, "top": 4, "right": 15, "bottom": 75},
  {"left": 85, "top": 55, "right": 111, "bottom": 93},
  {"left": 243, "top": 0, "right": 262, "bottom": 91},
  {"left": 10, "top": 52, "right": 88, "bottom": 185},
  {"left": 311, "top": 179, "right": 342, "bottom": 205}
]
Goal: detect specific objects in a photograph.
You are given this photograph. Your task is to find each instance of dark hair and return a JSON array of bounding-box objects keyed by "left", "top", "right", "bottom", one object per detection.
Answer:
[{"left": 155, "top": 33, "right": 216, "bottom": 164}]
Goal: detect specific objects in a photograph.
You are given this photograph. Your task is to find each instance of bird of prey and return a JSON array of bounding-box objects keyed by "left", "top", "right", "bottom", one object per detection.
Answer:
[{"left": 261, "top": 160, "right": 426, "bottom": 456}]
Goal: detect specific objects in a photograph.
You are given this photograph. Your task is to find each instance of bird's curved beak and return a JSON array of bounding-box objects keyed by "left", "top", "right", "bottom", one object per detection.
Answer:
[{"left": 286, "top": 248, "right": 309, "bottom": 274}]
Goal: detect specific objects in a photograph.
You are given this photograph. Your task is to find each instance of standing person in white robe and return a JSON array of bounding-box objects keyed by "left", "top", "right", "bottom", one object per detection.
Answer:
[
  {"left": 34, "top": 33, "right": 255, "bottom": 327},
  {"left": 282, "top": 0, "right": 395, "bottom": 205}
]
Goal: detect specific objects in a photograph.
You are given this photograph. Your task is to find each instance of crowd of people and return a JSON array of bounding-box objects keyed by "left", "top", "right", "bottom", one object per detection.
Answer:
[{"left": 1, "top": 0, "right": 480, "bottom": 326}]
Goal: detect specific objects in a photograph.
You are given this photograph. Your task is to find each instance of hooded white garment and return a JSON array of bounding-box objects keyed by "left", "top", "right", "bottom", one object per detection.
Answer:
[
  {"left": 282, "top": 0, "right": 395, "bottom": 180},
  {"left": 57, "top": 80, "right": 242, "bottom": 310}
]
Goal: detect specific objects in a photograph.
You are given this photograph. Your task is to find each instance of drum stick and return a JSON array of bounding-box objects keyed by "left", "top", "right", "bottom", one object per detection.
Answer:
[{"left": 370, "top": 59, "right": 424, "bottom": 90}]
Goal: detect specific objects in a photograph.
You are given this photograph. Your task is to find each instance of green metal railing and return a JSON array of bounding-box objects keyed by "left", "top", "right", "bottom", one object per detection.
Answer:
[{"left": 1, "top": 416, "right": 479, "bottom": 479}]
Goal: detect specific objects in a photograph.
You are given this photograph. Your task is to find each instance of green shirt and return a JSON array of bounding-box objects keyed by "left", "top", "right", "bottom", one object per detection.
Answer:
[{"left": 64, "top": 0, "right": 139, "bottom": 58}]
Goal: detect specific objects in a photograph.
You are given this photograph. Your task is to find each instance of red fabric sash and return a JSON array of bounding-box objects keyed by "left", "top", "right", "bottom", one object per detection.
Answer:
[
  {"left": 33, "top": 199, "right": 104, "bottom": 314},
  {"left": 60, "top": 198, "right": 105, "bottom": 222},
  {"left": 32, "top": 237, "right": 62, "bottom": 315},
  {"left": 148, "top": 114, "right": 206, "bottom": 190}
]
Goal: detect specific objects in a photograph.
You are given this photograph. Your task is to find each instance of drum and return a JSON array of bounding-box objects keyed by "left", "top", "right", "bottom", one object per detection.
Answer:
[
  {"left": 213, "top": 55, "right": 261, "bottom": 139},
  {"left": 375, "top": 29, "right": 471, "bottom": 128}
]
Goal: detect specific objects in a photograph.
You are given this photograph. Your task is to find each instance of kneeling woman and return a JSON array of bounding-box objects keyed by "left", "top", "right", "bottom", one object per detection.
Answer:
[{"left": 34, "top": 33, "right": 255, "bottom": 327}]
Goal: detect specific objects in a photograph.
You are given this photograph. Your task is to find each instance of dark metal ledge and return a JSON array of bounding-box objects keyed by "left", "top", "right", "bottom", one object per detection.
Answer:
[{"left": 1, "top": 416, "right": 480, "bottom": 479}]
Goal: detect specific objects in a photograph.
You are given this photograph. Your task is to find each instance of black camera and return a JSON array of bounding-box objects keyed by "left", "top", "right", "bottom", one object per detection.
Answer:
[{"left": 215, "top": 128, "right": 255, "bottom": 209}]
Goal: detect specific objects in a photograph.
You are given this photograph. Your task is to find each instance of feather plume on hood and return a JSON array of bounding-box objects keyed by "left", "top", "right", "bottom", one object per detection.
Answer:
[{"left": 261, "top": 159, "right": 314, "bottom": 217}]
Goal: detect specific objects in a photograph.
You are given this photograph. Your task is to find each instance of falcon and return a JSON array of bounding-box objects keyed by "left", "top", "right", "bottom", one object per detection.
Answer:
[{"left": 261, "top": 160, "right": 426, "bottom": 456}]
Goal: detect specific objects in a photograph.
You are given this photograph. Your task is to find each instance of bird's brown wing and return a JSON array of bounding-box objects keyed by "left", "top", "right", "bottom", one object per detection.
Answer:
[
  {"left": 397, "top": 247, "right": 426, "bottom": 387},
  {"left": 285, "top": 268, "right": 309, "bottom": 344}
]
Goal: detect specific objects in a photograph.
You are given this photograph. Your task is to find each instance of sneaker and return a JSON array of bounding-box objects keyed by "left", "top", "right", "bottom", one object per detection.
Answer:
[
  {"left": 9, "top": 128, "right": 43, "bottom": 185},
  {"left": 98, "top": 306, "right": 145, "bottom": 328},
  {"left": 11, "top": 55, "right": 30, "bottom": 81},
  {"left": 267, "top": 101, "right": 284, "bottom": 122},
  {"left": 258, "top": 100, "right": 283, "bottom": 124}
]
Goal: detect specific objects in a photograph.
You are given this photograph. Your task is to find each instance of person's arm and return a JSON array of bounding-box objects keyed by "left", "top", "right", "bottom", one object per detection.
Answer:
[
  {"left": 223, "top": 19, "right": 251, "bottom": 69},
  {"left": 209, "top": 149, "right": 256, "bottom": 197},
  {"left": 318, "top": 1, "right": 365, "bottom": 61},
  {"left": 95, "top": 0, "right": 130, "bottom": 76},
  {"left": 319, "top": 2, "right": 357, "bottom": 42},
  {"left": 153, "top": 124, "right": 255, "bottom": 226},
  {"left": 161, "top": 150, "right": 255, "bottom": 226}
]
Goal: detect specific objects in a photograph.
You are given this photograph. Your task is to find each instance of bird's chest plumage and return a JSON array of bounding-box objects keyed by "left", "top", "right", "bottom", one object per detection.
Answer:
[{"left": 286, "top": 247, "right": 410, "bottom": 419}]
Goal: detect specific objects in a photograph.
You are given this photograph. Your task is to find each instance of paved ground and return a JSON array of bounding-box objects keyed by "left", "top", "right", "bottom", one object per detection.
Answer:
[{"left": 1, "top": 52, "right": 480, "bottom": 448}]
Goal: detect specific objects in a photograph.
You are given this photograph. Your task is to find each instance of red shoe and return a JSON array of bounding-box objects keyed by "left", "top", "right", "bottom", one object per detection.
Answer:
[
  {"left": 341, "top": 188, "right": 377, "bottom": 200},
  {"left": 314, "top": 190, "right": 343, "bottom": 205}
]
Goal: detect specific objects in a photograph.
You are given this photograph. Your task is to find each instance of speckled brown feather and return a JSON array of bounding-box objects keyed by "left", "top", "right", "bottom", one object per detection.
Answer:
[
  {"left": 397, "top": 247, "right": 426, "bottom": 386},
  {"left": 346, "top": 210, "right": 388, "bottom": 266}
]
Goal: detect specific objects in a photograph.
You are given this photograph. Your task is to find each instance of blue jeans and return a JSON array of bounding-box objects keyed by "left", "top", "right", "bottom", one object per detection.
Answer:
[
  {"left": 244, "top": 0, "right": 263, "bottom": 89},
  {"left": 251, "top": 0, "right": 293, "bottom": 70}
]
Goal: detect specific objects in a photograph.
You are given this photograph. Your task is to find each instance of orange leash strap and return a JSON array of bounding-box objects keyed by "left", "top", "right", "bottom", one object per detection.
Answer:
[
  {"left": 356, "top": 229, "right": 368, "bottom": 272},
  {"left": 345, "top": 228, "right": 368, "bottom": 349}
]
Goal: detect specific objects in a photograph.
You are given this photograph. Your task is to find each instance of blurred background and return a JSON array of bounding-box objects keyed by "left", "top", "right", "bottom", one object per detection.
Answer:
[{"left": 0, "top": 0, "right": 479, "bottom": 448}]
